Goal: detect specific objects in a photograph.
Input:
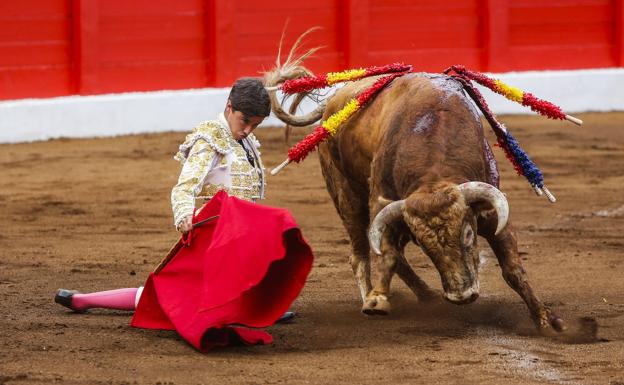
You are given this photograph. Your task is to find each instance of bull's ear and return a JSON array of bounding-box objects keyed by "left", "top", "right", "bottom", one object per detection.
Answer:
[{"left": 377, "top": 196, "right": 394, "bottom": 208}]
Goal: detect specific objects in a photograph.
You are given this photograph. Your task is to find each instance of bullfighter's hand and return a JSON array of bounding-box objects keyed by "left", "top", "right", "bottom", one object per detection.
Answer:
[{"left": 177, "top": 215, "right": 193, "bottom": 233}]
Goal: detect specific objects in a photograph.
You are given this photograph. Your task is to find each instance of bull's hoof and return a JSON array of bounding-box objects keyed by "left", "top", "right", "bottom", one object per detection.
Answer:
[
  {"left": 549, "top": 314, "right": 567, "bottom": 332},
  {"left": 539, "top": 315, "right": 600, "bottom": 343},
  {"left": 362, "top": 295, "right": 391, "bottom": 316},
  {"left": 536, "top": 309, "right": 567, "bottom": 334}
]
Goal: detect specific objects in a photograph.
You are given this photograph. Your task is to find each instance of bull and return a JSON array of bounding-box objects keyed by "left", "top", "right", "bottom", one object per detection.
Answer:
[{"left": 265, "top": 52, "right": 567, "bottom": 334}]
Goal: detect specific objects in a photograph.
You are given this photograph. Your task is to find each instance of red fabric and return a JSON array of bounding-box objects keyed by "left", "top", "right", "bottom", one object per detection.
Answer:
[{"left": 130, "top": 191, "right": 314, "bottom": 352}]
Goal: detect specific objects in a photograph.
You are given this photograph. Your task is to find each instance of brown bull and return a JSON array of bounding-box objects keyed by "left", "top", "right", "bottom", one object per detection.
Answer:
[{"left": 265, "top": 58, "right": 567, "bottom": 334}]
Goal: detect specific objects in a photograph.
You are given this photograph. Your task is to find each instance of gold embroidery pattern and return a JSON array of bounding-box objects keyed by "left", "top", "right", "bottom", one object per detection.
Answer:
[
  {"left": 171, "top": 119, "right": 265, "bottom": 227},
  {"left": 174, "top": 121, "right": 232, "bottom": 163},
  {"left": 248, "top": 133, "right": 261, "bottom": 149},
  {"left": 171, "top": 139, "right": 215, "bottom": 226},
  {"left": 199, "top": 142, "right": 262, "bottom": 201}
]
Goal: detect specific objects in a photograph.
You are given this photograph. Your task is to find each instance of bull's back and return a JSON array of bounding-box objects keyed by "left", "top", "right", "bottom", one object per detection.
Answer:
[
  {"left": 374, "top": 74, "right": 490, "bottom": 198},
  {"left": 320, "top": 74, "right": 489, "bottom": 196}
]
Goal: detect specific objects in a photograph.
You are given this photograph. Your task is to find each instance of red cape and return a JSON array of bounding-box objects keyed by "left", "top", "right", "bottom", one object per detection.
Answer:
[{"left": 130, "top": 191, "right": 314, "bottom": 352}]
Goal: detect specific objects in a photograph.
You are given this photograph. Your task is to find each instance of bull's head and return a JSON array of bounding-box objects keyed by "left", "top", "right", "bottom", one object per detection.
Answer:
[{"left": 369, "top": 181, "right": 508, "bottom": 304}]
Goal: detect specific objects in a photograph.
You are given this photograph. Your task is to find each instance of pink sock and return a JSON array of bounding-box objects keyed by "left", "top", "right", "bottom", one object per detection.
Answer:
[{"left": 71, "top": 288, "right": 138, "bottom": 311}]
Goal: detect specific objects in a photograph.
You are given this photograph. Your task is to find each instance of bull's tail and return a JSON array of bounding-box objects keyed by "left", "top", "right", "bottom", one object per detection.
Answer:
[{"left": 264, "top": 27, "right": 328, "bottom": 130}]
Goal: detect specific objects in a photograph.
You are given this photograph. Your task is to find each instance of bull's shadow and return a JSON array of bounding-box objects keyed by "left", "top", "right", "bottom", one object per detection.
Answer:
[{"left": 259, "top": 289, "right": 600, "bottom": 356}]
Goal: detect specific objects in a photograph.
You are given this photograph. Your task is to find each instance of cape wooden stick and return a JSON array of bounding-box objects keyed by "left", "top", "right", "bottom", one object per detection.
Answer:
[{"left": 153, "top": 215, "right": 219, "bottom": 274}]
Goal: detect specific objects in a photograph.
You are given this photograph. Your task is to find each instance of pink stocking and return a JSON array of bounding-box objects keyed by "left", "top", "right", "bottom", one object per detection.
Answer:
[{"left": 71, "top": 288, "right": 139, "bottom": 311}]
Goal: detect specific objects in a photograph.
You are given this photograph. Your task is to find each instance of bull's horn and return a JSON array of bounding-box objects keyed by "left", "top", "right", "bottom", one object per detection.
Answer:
[
  {"left": 458, "top": 182, "right": 509, "bottom": 235},
  {"left": 368, "top": 200, "right": 405, "bottom": 255}
]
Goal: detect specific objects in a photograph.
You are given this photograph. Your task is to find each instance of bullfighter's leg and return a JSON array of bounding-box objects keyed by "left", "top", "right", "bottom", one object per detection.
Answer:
[
  {"left": 54, "top": 287, "right": 141, "bottom": 312},
  {"left": 478, "top": 212, "right": 566, "bottom": 333},
  {"left": 318, "top": 155, "right": 372, "bottom": 303}
]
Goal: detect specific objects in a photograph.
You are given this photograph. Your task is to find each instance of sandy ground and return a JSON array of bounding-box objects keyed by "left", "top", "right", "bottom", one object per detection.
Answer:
[{"left": 0, "top": 112, "right": 623, "bottom": 385}]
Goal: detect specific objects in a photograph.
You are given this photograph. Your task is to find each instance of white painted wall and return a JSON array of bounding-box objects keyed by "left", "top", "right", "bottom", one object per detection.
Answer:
[{"left": 1, "top": 68, "right": 622, "bottom": 143}]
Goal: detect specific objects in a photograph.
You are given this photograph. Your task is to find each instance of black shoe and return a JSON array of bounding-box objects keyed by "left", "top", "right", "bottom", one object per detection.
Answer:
[
  {"left": 276, "top": 311, "right": 296, "bottom": 324},
  {"left": 54, "top": 289, "right": 83, "bottom": 312}
]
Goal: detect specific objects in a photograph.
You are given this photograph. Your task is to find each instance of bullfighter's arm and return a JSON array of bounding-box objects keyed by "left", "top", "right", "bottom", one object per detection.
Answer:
[{"left": 171, "top": 139, "right": 216, "bottom": 228}]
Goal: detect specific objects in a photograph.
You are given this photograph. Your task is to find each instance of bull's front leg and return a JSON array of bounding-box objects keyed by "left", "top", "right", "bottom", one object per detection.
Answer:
[
  {"left": 349, "top": 232, "right": 373, "bottom": 303},
  {"left": 318, "top": 153, "right": 372, "bottom": 305},
  {"left": 362, "top": 231, "right": 399, "bottom": 315},
  {"left": 478, "top": 214, "right": 566, "bottom": 333},
  {"left": 395, "top": 254, "right": 440, "bottom": 302}
]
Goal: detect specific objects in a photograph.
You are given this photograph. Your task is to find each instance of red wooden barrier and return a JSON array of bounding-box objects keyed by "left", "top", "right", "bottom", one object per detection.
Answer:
[
  {"left": 616, "top": 0, "right": 624, "bottom": 65},
  {"left": 0, "top": 0, "right": 72, "bottom": 99},
  {"left": 507, "top": 0, "right": 615, "bottom": 70},
  {"left": 96, "top": 0, "right": 210, "bottom": 94},
  {"left": 482, "top": 0, "right": 510, "bottom": 72},
  {"left": 0, "top": 0, "right": 622, "bottom": 100},
  {"left": 343, "top": 0, "right": 369, "bottom": 68},
  {"left": 72, "top": 0, "right": 98, "bottom": 94}
]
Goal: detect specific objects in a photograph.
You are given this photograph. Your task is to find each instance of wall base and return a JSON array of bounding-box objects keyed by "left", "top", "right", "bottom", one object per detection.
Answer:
[{"left": 1, "top": 68, "right": 622, "bottom": 143}]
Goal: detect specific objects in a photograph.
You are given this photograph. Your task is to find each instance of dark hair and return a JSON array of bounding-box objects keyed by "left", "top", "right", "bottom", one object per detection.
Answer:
[{"left": 228, "top": 77, "right": 271, "bottom": 117}]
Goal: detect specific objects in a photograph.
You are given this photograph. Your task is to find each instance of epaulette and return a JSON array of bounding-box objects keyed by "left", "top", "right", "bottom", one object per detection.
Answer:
[{"left": 174, "top": 120, "right": 233, "bottom": 163}]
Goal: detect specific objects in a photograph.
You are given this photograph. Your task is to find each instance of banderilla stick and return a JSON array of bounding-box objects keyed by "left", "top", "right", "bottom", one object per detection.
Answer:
[
  {"left": 271, "top": 158, "right": 291, "bottom": 175},
  {"left": 564, "top": 115, "right": 583, "bottom": 126}
]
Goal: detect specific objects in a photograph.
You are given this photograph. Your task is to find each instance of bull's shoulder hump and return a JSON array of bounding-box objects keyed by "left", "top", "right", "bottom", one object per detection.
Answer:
[{"left": 335, "top": 76, "right": 381, "bottom": 98}]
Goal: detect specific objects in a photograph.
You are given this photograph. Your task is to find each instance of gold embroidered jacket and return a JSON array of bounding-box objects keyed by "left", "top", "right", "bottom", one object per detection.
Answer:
[{"left": 171, "top": 114, "right": 265, "bottom": 227}]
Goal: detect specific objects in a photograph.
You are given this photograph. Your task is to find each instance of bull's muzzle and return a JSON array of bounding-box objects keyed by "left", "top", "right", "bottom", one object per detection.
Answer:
[{"left": 443, "top": 284, "right": 480, "bottom": 305}]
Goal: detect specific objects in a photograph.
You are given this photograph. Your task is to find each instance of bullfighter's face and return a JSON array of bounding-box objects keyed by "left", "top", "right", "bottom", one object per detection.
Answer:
[
  {"left": 403, "top": 185, "right": 481, "bottom": 304},
  {"left": 225, "top": 101, "right": 265, "bottom": 141}
]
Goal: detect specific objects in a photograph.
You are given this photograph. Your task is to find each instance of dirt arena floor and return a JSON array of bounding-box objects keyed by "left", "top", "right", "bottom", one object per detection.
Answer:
[{"left": 1, "top": 112, "right": 623, "bottom": 385}]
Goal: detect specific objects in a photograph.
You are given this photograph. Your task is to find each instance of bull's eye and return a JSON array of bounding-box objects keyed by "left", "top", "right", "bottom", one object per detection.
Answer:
[{"left": 462, "top": 225, "right": 474, "bottom": 248}]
